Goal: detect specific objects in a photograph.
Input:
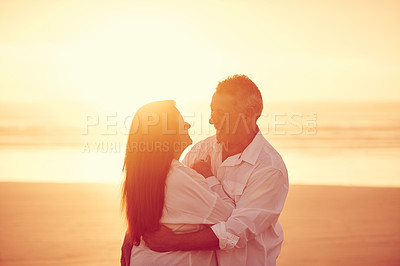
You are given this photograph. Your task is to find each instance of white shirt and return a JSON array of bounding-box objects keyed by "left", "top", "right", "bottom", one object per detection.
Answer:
[
  {"left": 130, "top": 159, "right": 234, "bottom": 266},
  {"left": 183, "top": 131, "right": 289, "bottom": 266}
]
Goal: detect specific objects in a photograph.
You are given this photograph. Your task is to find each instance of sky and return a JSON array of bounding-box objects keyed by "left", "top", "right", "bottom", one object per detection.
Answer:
[{"left": 1, "top": 0, "right": 399, "bottom": 113}]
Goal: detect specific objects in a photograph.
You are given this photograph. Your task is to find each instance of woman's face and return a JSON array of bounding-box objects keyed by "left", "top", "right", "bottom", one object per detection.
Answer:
[{"left": 175, "top": 111, "right": 192, "bottom": 154}]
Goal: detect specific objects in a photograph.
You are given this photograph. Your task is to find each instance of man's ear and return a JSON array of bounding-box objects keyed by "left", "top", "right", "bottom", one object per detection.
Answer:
[
  {"left": 243, "top": 106, "right": 259, "bottom": 132},
  {"left": 243, "top": 106, "right": 257, "bottom": 121}
]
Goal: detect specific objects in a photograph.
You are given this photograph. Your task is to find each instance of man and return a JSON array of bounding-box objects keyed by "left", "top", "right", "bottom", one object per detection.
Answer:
[{"left": 121, "top": 75, "right": 288, "bottom": 266}]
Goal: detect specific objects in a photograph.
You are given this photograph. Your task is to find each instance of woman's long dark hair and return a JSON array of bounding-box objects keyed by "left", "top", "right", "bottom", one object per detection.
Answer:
[{"left": 122, "top": 100, "right": 180, "bottom": 245}]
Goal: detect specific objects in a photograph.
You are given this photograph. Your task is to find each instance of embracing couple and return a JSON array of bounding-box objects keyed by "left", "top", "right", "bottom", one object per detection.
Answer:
[{"left": 121, "top": 75, "right": 288, "bottom": 266}]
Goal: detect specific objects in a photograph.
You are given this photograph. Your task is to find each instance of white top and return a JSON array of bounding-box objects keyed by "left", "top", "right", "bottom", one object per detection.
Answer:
[
  {"left": 183, "top": 131, "right": 289, "bottom": 266},
  {"left": 130, "top": 159, "right": 234, "bottom": 266}
]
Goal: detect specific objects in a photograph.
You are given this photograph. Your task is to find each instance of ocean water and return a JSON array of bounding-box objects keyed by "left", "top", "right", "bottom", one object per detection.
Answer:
[{"left": 0, "top": 101, "right": 399, "bottom": 187}]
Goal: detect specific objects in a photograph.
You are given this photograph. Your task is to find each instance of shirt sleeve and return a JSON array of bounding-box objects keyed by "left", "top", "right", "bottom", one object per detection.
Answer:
[
  {"left": 211, "top": 168, "right": 288, "bottom": 249},
  {"left": 161, "top": 165, "right": 234, "bottom": 225},
  {"left": 183, "top": 143, "right": 235, "bottom": 209},
  {"left": 205, "top": 176, "right": 235, "bottom": 209}
]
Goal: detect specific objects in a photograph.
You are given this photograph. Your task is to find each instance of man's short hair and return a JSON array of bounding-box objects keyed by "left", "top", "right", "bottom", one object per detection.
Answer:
[{"left": 215, "top": 74, "right": 263, "bottom": 119}]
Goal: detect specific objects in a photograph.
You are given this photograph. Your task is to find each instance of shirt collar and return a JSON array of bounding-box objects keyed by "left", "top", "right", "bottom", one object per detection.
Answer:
[
  {"left": 220, "top": 130, "right": 264, "bottom": 167},
  {"left": 238, "top": 130, "right": 264, "bottom": 166}
]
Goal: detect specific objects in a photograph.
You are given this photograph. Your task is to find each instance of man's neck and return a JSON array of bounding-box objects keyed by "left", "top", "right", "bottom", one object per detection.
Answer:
[{"left": 221, "top": 128, "right": 258, "bottom": 162}]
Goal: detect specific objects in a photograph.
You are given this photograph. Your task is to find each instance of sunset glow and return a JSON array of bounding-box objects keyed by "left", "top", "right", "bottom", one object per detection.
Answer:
[{"left": 1, "top": 0, "right": 400, "bottom": 111}]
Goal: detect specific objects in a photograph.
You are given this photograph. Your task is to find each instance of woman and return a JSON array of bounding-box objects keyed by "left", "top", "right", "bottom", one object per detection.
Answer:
[{"left": 122, "top": 100, "right": 233, "bottom": 266}]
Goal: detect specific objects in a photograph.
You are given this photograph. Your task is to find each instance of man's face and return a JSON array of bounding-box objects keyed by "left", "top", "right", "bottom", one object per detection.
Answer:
[{"left": 210, "top": 93, "right": 244, "bottom": 144}]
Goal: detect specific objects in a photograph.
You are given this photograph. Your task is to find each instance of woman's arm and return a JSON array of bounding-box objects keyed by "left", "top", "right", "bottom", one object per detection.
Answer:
[
  {"left": 190, "top": 157, "right": 234, "bottom": 209},
  {"left": 161, "top": 162, "right": 234, "bottom": 225},
  {"left": 120, "top": 233, "right": 133, "bottom": 266}
]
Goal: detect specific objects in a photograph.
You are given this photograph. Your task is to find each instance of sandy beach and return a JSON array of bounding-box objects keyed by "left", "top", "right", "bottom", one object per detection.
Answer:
[
  {"left": 0, "top": 182, "right": 399, "bottom": 266},
  {"left": 277, "top": 185, "right": 400, "bottom": 266}
]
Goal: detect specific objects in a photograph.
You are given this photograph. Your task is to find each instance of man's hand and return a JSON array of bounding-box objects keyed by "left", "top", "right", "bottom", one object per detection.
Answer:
[
  {"left": 143, "top": 225, "right": 177, "bottom": 252},
  {"left": 191, "top": 155, "right": 213, "bottom": 178}
]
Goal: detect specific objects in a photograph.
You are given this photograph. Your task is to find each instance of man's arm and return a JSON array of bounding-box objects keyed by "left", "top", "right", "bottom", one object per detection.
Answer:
[
  {"left": 144, "top": 167, "right": 288, "bottom": 252},
  {"left": 143, "top": 225, "right": 219, "bottom": 252},
  {"left": 212, "top": 168, "right": 288, "bottom": 249}
]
